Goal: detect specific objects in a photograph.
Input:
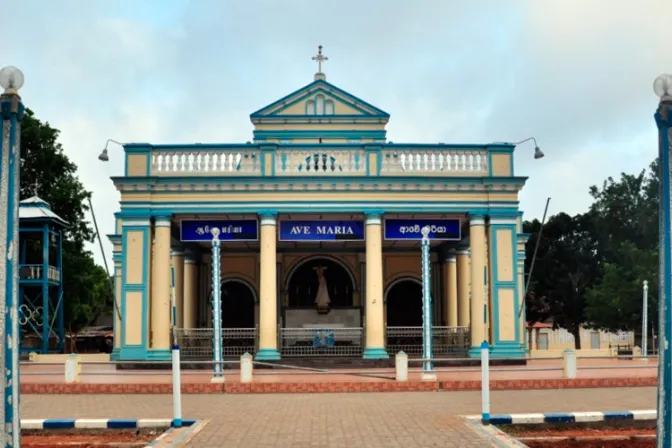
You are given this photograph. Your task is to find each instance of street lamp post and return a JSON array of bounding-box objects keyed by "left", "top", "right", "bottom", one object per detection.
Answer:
[
  {"left": 0, "top": 65, "right": 25, "bottom": 448},
  {"left": 420, "top": 226, "right": 436, "bottom": 380},
  {"left": 654, "top": 72, "right": 672, "bottom": 448},
  {"left": 643, "top": 280, "right": 648, "bottom": 360},
  {"left": 210, "top": 228, "right": 224, "bottom": 382}
]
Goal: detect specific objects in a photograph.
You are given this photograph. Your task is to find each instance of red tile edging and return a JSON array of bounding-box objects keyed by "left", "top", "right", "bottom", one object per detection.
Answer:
[{"left": 20, "top": 376, "right": 657, "bottom": 394}]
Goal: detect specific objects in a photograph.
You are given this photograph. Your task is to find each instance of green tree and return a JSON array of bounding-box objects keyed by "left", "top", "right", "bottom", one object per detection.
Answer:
[
  {"left": 20, "top": 109, "right": 112, "bottom": 349},
  {"left": 524, "top": 213, "right": 601, "bottom": 349},
  {"left": 584, "top": 160, "right": 659, "bottom": 333}
]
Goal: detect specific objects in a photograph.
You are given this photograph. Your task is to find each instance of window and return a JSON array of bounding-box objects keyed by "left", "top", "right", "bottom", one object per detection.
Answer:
[
  {"left": 325, "top": 100, "right": 334, "bottom": 115},
  {"left": 305, "top": 101, "right": 315, "bottom": 115},
  {"left": 316, "top": 95, "right": 325, "bottom": 115}
]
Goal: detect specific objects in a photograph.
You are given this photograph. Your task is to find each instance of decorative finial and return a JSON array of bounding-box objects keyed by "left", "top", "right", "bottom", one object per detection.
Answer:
[{"left": 312, "top": 45, "right": 328, "bottom": 75}]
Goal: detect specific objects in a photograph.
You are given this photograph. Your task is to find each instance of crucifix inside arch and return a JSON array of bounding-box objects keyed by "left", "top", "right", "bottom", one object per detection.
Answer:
[{"left": 312, "top": 45, "right": 328, "bottom": 73}]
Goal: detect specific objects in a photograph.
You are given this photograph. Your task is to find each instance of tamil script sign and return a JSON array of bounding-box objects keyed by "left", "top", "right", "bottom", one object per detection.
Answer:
[
  {"left": 279, "top": 220, "right": 365, "bottom": 242},
  {"left": 384, "top": 218, "right": 461, "bottom": 241},
  {"left": 180, "top": 219, "right": 259, "bottom": 242}
]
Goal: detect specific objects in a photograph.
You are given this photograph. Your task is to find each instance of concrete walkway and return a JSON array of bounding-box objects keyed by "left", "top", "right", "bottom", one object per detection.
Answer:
[{"left": 21, "top": 387, "right": 657, "bottom": 447}]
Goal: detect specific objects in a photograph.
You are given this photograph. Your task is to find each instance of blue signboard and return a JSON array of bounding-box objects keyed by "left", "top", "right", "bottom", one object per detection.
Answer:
[
  {"left": 180, "top": 219, "right": 259, "bottom": 242},
  {"left": 384, "top": 219, "right": 461, "bottom": 241},
  {"left": 279, "top": 220, "right": 365, "bottom": 242}
]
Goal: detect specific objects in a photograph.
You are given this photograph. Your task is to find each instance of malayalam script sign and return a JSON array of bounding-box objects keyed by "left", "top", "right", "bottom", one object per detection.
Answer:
[
  {"left": 384, "top": 219, "right": 461, "bottom": 241},
  {"left": 180, "top": 219, "right": 259, "bottom": 242},
  {"left": 279, "top": 221, "right": 365, "bottom": 242}
]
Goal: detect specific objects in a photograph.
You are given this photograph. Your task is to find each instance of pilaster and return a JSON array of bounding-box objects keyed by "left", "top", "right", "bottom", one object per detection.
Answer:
[
  {"left": 487, "top": 216, "right": 524, "bottom": 358},
  {"left": 183, "top": 247, "right": 199, "bottom": 329},
  {"left": 442, "top": 249, "right": 458, "bottom": 327},
  {"left": 456, "top": 247, "right": 470, "bottom": 327},
  {"left": 149, "top": 215, "right": 172, "bottom": 360},
  {"left": 171, "top": 247, "right": 185, "bottom": 328}
]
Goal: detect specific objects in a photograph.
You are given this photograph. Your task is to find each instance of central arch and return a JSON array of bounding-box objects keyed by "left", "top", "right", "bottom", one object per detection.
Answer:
[
  {"left": 385, "top": 277, "right": 423, "bottom": 327},
  {"left": 286, "top": 256, "right": 355, "bottom": 308},
  {"left": 221, "top": 279, "right": 257, "bottom": 328}
]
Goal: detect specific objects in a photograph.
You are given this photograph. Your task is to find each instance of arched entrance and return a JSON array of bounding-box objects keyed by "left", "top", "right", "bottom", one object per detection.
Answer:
[
  {"left": 286, "top": 257, "right": 355, "bottom": 308},
  {"left": 385, "top": 278, "right": 423, "bottom": 327},
  {"left": 221, "top": 279, "right": 256, "bottom": 328}
]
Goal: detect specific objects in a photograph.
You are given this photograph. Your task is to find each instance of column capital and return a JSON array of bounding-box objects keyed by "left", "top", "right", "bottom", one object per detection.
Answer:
[
  {"left": 456, "top": 247, "right": 470, "bottom": 256},
  {"left": 171, "top": 248, "right": 185, "bottom": 257},
  {"left": 184, "top": 247, "right": 200, "bottom": 264},
  {"left": 469, "top": 214, "right": 485, "bottom": 226},
  {"left": 440, "top": 247, "right": 457, "bottom": 263},
  {"left": 365, "top": 211, "right": 384, "bottom": 225},
  {"left": 155, "top": 216, "right": 172, "bottom": 227},
  {"left": 122, "top": 218, "right": 151, "bottom": 227},
  {"left": 259, "top": 212, "right": 277, "bottom": 226}
]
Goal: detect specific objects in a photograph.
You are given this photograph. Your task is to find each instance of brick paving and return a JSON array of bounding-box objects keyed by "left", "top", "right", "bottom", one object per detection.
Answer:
[{"left": 20, "top": 388, "right": 657, "bottom": 447}]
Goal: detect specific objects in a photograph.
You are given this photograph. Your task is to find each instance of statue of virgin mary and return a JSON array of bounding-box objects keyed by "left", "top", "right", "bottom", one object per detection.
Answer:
[{"left": 313, "top": 266, "right": 331, "bottom": 312}]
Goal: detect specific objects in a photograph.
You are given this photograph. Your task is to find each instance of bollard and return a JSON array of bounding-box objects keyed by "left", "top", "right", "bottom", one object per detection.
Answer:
[
  {"left": 481, "top": 341, "right": 490, "bottom": 424},
  {"left": 240, "top": 352, "right": 253, "bottom": 383},
  {"left": 64, "top": 353, "right": 80, "bottom": 384},
  {"left": 172, "top": 346, "right": 182, "bottom": 428},
  {"left": 562, "top": 348, "right": 577, "bottom": 379},
  {"left": 395, "top": 351, "right": 408, "bottom": 382}
]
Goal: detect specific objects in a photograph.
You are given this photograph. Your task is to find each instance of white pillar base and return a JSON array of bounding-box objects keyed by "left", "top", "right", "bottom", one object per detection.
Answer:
[{"left": 420, "top": 372, "right": 438, "bottom": 381}]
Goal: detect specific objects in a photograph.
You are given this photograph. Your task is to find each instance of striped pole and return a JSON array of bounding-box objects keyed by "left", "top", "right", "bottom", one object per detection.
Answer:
[
  {"left": 211, "top": 228, "right": 224, "bottom": 380},
  {"left": 420, "top": 226, "right": 435, "bottom": 379}
]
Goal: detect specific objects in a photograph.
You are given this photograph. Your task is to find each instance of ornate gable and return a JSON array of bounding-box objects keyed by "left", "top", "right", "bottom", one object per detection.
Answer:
[{"left": 249, "top": 46, "right": 389, "bottom": 144}]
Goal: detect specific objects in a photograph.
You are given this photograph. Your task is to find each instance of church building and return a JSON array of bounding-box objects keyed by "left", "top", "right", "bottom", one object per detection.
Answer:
[{"left": 107, "top": 47, "right": 530, "bottom": 362}]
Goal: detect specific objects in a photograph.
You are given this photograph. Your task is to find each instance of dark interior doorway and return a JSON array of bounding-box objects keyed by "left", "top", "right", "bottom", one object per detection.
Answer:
[
  {"left": 386, "top": 279, "right": 423, "bottom": 327},
  {"left": 221, "top": 280, "right": 256, "bottom": 328},
  {"left": 287, "top": 258, "right": 354, "bottom": 308}
]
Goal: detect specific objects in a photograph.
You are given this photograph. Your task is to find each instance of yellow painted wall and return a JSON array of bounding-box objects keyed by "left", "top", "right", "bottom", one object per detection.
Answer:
[
  {"left": 127, "top": 154, "right": 148, "bottom": 176},
  {"left": 490, "top": 154, "right": 512, "bottom": 176},
  {"left": 273, "top": 97, "right": 364, "bottom": 116}
]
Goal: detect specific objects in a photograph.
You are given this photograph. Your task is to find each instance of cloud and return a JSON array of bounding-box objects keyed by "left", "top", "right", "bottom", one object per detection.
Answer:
[{"left": 1, "top": 0, "right": 670, "bottom": 269}]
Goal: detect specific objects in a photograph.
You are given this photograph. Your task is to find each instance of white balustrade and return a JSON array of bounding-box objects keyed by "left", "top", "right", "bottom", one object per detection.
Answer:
[
  {"left": 380, "top": 149, "right": 488, "bottom": 175},
  {"left": 151, "top": 149, "right": 261, "bottom": 175},
  {"left": 276, "top": 149, "right": 365, "bottom": 175}
]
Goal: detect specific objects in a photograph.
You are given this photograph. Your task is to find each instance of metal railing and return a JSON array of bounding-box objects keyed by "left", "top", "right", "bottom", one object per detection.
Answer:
[
  {"left": 173, "top": 328, "right": 257, "bottom": 359},
  {"left": 386, "top": 326, "right": 470, "bottom": 356},
  {"left": 19, "top": 264, "right": 60, "bottom": 282},
  {"left": 279, "top": 327, "right": 364, "bottom": 357}
]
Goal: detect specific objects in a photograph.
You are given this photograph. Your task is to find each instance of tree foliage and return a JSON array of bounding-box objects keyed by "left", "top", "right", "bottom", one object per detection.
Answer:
[
  {"left": 523, "top": 213, "right": 601, "bottom": 349},
  {"left": 20, "top": 109, "right": 111, "bottom": 341},
  {"left": 524, "top": 159, "right": 659, "bottom": 343},
  {"left": 584, "top": 161, "right": 659, "bottom": 333}
]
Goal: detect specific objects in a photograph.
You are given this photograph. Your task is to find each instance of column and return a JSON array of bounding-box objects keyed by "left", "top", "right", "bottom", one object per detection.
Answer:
[
  {"left": 468, "top": 215, "right": 486, "bottom": 356},
  {"left": 442, "top": 249, "right": 458, "bottom": 327},
  {"left": 456, "top": 248, "right": 470, "bottom": 327},
  {"left": 487, "top": 216, "right": 524, "bottom": 358},
  {"left": 183, "top": 248, "right": 199, "bottom": 329},
  {"left": 363, "top": 213, "right": 389, "bottom": 359},
  {"left": 150, "top": 215, "right": 172, "bottom": 357},
  {"left": 255, "top": 212, "right": 280, "bottom": 360},
  {"left": 171, "top": 248, "right": 185, "bottom": 328}
]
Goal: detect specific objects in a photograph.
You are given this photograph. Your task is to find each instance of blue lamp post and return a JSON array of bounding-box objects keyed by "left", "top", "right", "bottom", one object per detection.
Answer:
[
  {"left": 654, "top": 73, "right": 672, "bottom": 448},
  {"left": 0, "top": 65, "right": 25, "bottom": 448},
  {"left": 420, "top": 226, "right": 436, "bottom": 380},
  {"left": 210, "top": 228, "right": 224, "bottom": 382}
]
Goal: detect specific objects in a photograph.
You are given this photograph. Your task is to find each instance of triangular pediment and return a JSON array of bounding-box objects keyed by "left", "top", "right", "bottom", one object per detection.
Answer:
[{"left": 250, "top": 79, "right": 389, "bottom": 120}]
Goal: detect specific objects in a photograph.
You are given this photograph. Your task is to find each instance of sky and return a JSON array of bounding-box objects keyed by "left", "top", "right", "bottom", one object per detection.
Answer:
[{"left": 1, "top": 0, "right": 670, "bottom": 268}]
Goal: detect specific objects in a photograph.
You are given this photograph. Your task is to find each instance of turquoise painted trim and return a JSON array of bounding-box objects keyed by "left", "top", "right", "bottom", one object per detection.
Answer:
[
  {"left": 253, "top": 130, "right": 387, "bottom": 139},
  {"left": 118, "top": 142, "right": 515, "bottom": 151},
  {"left": 362, "top": 347, "right": 389, "bottom": 359},
  {"left": 258, "top": 86, "right": 380, "bottom": 117},
  {"left": 255, "top": 348, "right": 281, "bottom": 361},
  {"left": 488, "top": 224, "right": 522, "bottom": 354},
  {"left": 110, "top": 348, "right": 121, "bottom": 361},
  {"left": 117, "top": 206, "right": 521, "bottom": 217},
  {"left": 146, "top": 349, "right": 171, "bottom": 361},
  {"left": 489, "top": 342, "right": 526, "bottom": 359},
  {"left": 117, "top": 346, "right": 149, "bottom": 360},
  {"left": 155, "top": 215, "right": 172, "bottom": 224},
  {"left": 249, "top": 79, "right": 390, "bottom": 118},
  {"left": 119, "top": 223, "right": 151, "bottom": 359}
]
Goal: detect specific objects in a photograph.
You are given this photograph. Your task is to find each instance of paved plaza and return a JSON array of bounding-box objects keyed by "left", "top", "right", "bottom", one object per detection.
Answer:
[{"left": 21, "top": 387, "right": 657, "bottom": 447}]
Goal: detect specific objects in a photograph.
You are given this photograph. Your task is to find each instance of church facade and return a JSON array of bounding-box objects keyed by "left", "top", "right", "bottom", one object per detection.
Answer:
[{"left": 108, "top": 50, "right": 529, "bottom": 362}]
